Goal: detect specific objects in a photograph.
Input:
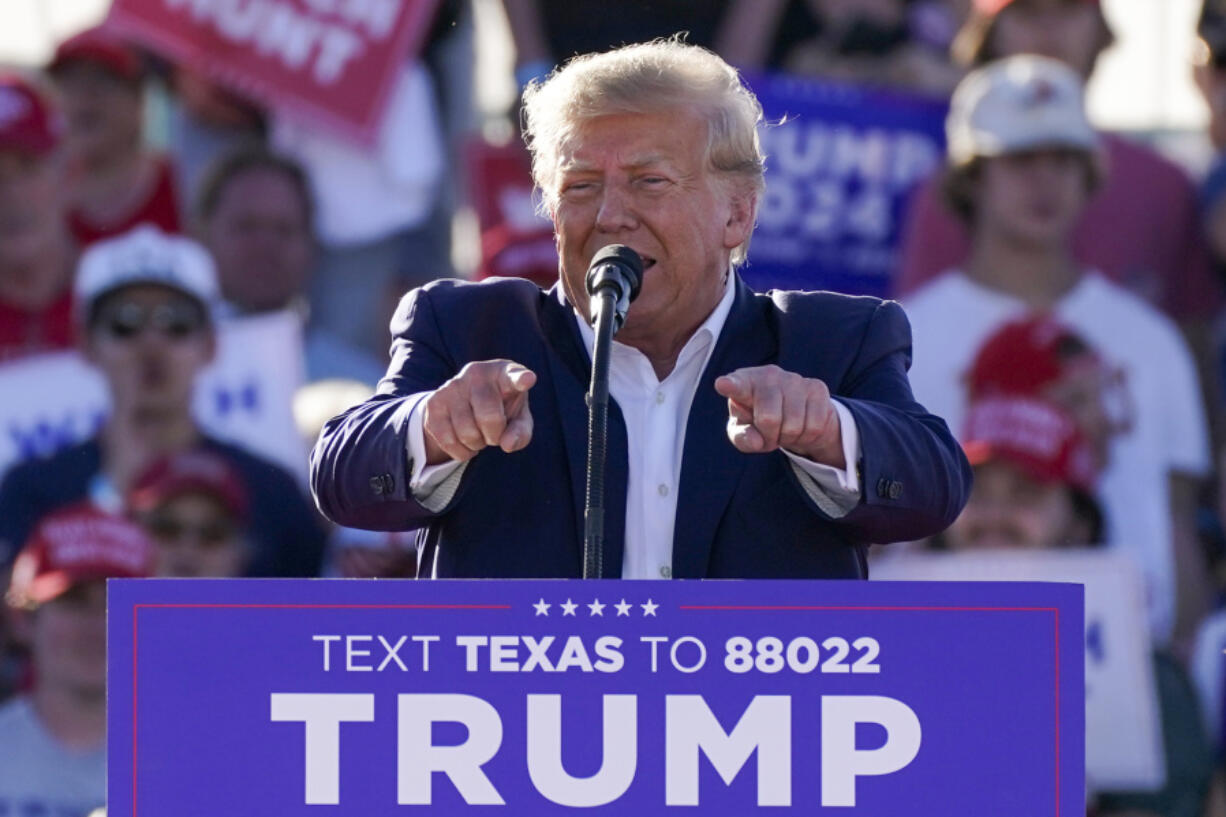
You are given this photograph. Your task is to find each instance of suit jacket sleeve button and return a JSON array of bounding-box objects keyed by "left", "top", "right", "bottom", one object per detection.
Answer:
[
  {"left": 888, "top": 481, "right": 903, "bottom": 500},
  {"left": 369, "top": 476, "right": 385, "bottom": 496},
  {"left": 876, "top": 478, "right": 889, "bottom": 498}
]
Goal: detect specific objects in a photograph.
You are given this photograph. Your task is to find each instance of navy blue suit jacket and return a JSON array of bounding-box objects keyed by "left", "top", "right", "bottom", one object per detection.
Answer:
[{"left": 310, "top": 276, "right": 970, "bottom": 578}]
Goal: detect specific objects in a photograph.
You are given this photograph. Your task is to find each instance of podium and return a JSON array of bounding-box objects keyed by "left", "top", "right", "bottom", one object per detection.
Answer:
[{"left": 107, "top": 579, "right": 1083, "bottom": 815}]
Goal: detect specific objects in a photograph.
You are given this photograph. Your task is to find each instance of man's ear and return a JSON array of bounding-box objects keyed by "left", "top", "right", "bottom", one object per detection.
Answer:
[{"left": 723, "top": 188, "right": 757, "bottom": 251}]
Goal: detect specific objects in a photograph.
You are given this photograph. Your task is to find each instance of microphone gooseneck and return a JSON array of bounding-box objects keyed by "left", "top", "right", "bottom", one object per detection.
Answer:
[{"left": 583, "top": 245, "right": 644, "bottom": 579}]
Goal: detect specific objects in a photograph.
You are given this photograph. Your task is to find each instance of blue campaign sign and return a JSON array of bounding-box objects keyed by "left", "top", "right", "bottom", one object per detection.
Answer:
[
  {"left": 743, "top": 73, "right": 949, "bottom": 299},
  {"left": 108, "top": 579, "right": 1082, "bottom": 816}
]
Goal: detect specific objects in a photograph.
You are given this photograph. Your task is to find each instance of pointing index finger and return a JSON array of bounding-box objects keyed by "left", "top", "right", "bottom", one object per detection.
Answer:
[
  {"left": 499, "top": 363, "right": 537, "bottom": 397},
  {"left": 714, "top": 372, "right": 753, "bottom": 403}
]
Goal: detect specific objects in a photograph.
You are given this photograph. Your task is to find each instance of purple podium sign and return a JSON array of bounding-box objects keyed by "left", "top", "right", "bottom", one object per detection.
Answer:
[{"left": 107, "top": 579, "right": 1083, "bottom": 816}]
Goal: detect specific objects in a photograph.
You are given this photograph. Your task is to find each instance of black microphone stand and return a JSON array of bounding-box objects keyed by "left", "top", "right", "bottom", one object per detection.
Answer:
[
  {"left": 581, "top": 244, "right": 642, "bottom": 579},
  {"left": 583, "top": 288, "right": 618, "bottom": 579}
]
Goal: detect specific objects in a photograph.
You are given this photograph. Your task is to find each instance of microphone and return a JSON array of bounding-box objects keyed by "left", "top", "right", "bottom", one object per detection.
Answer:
[
  {"left": 581, "top": 244, "right": 643, "bottom": 579},
  {"left": 585, "top": 244, "right": 644, "bottom": 333}
]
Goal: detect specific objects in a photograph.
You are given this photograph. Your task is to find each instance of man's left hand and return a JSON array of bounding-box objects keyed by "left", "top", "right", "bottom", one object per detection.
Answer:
[{"left": 714, "top": 365, "right": 845, "bottom": 468}]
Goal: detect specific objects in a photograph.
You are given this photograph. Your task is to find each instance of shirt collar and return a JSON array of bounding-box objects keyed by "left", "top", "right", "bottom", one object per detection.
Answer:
[{"left": 568, "top": 272, "right": 737, "bottom": 363}]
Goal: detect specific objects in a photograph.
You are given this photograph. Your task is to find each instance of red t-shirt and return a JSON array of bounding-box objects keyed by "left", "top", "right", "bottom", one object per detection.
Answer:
[
  {"left": 0, "top": 290, "right": 75, "bottom": 363},
  {"left": 67, "top": 154, "right": 182, "bottom": 248}
]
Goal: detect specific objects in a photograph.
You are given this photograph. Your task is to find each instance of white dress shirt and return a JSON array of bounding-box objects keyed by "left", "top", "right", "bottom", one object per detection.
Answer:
[{"left": 403, "top": 277, "right": 863, "bottom": 578}]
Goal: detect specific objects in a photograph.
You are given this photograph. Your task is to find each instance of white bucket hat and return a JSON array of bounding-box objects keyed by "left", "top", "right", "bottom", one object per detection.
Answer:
[{"left": 946, "top": 55, "right": 1101, "bottom": 167}]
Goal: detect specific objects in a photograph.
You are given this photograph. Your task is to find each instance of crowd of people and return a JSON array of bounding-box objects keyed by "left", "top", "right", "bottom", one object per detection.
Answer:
[{"left": 1, "top": 0, "right": 1226, "bottom": 814}]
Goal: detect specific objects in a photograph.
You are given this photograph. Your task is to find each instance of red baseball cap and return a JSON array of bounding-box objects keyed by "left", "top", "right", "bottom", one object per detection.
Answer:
[
  {"left": 7, "top": 504, "right": 155, "bottom": 608},
  {"left": 128, "top": 450, "right": 248, "bottom": 521},
  {"left": 0, "top": 74, "right": 61, "bottom": 156},
  {"left": 965, "top": 315, "right": 1101, "bottom": 400},
  {"left": 962, "top": 396, "right": 1099, "bottom": 493},
  {"left": 48, "top": 28, "right": 142, "bottom": 83}
]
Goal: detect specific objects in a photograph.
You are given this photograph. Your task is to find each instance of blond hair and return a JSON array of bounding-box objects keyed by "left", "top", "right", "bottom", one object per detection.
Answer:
[{"left": 522, "top": 39, "right": 765, "bottom": 266}]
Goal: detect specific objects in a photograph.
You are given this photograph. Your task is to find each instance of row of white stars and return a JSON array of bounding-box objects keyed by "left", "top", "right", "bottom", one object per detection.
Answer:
[{"left": 532, "top": 598, "right": 658, "bottom": 617}]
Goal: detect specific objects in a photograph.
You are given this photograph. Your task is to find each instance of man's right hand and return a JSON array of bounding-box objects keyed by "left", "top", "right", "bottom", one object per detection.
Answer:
[{"left": 422, "top": 360, "right": 537, "bottom": 465}]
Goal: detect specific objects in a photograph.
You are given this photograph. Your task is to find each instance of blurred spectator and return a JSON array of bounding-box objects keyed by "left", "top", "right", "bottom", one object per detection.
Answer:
[
  {"left": 128, "top": 449, "right": 250, "bottom": 578},
  {"left": 965, "top": 316, "right": 1128, "bottom": 474},
  {"left": 503, "top": 0, "right": 732, "bottom": 90},
  {"left": 903, "top": 56, "right": 1212, "bottom": 650},
  {"left": 272, "top": 56, "right": 451, "bottom": 364},
  {"left": 940, "top": 396, "right": 1214, "bottom": 817},
  {"left": 0, "top": 504, "right": 154, "bottom": 815},
  {"left": 195, "top": 147, "right": 385, "bottom": 385},
  {"left": 1194, "top": 7, "right": 1226, "bottom": 609},
  {"left": 47, "top": 28, "right": 182, "bottom": 248},
  {"left": 785, "top": 0, "right": 963, "bottom": 94},
  {"left": 945, "top": 395, "right": 1102, "bottom": 550},
  {"left": 896, "top": 0, "right": 1220, "bottom": 327},
  {"left": 166, "top": 65, "right": 266, "bottom": 209},
  {"left": 293, "top": 379, "right": 418, "bottom": 578},
  {"left": 0, "top": 225, "right": 326, "bottom": 577},
  {"left": 0, "top": 74, "right": 76, "bottom": 363},
  {"left": 717, "top": 0, "right": 963, "bottom": 83},
  {"left": 1196, "top": 3, "right": 1226, "bottom": 157},
  {"left": 717, "top": 0, "right": 961, "bottom": 93}
]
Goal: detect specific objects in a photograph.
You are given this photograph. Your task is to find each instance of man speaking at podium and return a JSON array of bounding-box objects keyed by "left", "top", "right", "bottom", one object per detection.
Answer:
[{"left": 310, "top": 40, "right": 970, "bottom": 579}]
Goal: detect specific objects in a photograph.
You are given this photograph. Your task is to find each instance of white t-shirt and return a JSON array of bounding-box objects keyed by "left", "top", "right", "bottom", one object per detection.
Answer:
[
  {"left": 0, "top": 696, "right": 105, "bottom": 816},
  {"left": 903, "top": 270, "right": 1211, "bottom": 644}
]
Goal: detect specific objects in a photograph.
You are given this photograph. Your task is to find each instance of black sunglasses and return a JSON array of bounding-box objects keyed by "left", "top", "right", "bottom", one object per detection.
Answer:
[{"left": 98, "top": 300, "right": 207, "bottom": 340}]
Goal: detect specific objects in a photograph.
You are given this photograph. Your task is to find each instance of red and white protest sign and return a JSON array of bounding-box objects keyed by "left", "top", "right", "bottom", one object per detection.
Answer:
[
  {"left": 464, "top": 138, "right": 558, "bottom": 288},
  {"left": 105, "top": 0, "right": 440, "bottom": 142}
]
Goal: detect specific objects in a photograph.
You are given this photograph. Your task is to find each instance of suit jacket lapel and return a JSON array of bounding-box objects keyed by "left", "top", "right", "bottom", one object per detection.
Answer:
[
  {"left": 672, "top": 277, "right": 775, "bottom": 578},
  {"left": 538, "top": 286, "right": 628, "bottom": 577}
]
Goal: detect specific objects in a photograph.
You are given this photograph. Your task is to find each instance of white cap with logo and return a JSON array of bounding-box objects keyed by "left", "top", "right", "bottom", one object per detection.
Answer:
[
  {"left": 946, "top": 55, "right": 1100, "bottom": 167},
  {"left": 74, "top": 224, "right": 220, "bottom": 320}
]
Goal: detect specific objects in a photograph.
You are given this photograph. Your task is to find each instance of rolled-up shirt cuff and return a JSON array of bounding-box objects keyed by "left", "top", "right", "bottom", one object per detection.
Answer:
[
  {"left": 404, "top": 391, "right": 468, "bottom": 512},
  {"left": 782, "top": 400, "right": 861, "bottom": 518}
]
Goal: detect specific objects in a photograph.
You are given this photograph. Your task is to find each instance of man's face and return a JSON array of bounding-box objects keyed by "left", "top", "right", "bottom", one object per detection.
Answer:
[
  {"left": 549, "top": 110, "right": 755, "bottom": 352},
  {"left": 53, "top": 62, "right": 141, "bottom": 163},
  {"left": 27, "top": 581, "right": 108, "bottom": 697},
  {"left": 992, "top": 0, "right": 1103, "bottom": 78},
  {"left": 975, "top": 150, "right": 1088, "bottom": 249},
  {"left": 142, "top": 493, "right": 246, "bottom": 578},
  {"left": 86, "top": 284, "right": 215, "bottom": 416},
  {"left": 0, "top": 149, "right": 61, "bottom": 269},
  {"left": 203, "top": 168, "right": 313, "bottom": 313},
  {"left": 946, "top": 461, "right": 1078, "bottom": 551}
]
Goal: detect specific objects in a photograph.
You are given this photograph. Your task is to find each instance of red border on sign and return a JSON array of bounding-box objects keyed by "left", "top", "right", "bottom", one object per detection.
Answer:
[
  {"left": 129, "top": 602, "right": 1064, "bottom": 816},
  {"left": 130, "top": 602, "right": 511, "bottom": 817},
  {"left": 104, "top": 0, "right": 441, "bottom": 145},
  {"left": 679, "top": 605, "right": 1064, "bottom": 817}
]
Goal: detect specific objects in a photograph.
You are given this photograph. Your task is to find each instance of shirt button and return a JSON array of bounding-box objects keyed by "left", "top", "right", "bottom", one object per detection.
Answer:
[
  {"left": 658, "top": 483, "right": 670, "bottom": 497},
  {"left": 655, "top": 391, "right": 665, "bottom": 404},
  {"left": 659, "top": 565, "right": 672, "bottom": 578}
]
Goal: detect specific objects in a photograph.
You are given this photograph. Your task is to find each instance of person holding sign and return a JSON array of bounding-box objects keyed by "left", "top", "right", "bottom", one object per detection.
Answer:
[{"left": 311, "top": 40, "right": 970, "bottom": 579}]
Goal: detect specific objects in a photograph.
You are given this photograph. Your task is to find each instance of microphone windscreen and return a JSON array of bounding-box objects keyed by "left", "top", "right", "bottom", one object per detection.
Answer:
[{"left": 589, "top": 244, "right": 644, "bottom": 300}]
